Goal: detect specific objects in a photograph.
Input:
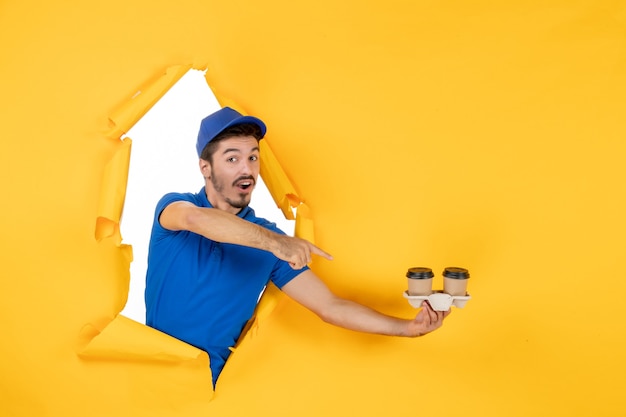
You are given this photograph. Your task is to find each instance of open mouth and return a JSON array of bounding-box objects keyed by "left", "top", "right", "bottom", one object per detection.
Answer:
[{"left": 234, "top": 178, "right": 255, "bottom": 191}]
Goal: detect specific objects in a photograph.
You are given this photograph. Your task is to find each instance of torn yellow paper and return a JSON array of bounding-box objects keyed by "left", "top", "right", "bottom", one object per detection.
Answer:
[
  {"left": 106, "top": 65, "right": 191, "bottom": 140},
  {"left": 78, "top": 315, "right": 210, "bottom": 366},
  {"left": 259, "top": 140, "right": 302, "bottom": 220},
  {"left": 95, "top": 137, "right": 132, "bottom": 242}
]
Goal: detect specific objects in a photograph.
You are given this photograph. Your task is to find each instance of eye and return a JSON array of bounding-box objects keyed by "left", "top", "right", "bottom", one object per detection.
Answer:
[
  {"left": 249, "top": 155, "right": 258, "bottom": 162},
  {"left": 227, "top": 157, "right": 238, "bottom": 163}
]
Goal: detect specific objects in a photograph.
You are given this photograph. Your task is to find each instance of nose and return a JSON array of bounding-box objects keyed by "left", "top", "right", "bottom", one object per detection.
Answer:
[
  {"left": 241, "top": 158, "right": 254, "bottom": 175},
  {"left": 243, "top": 158, "right": 253, "bottom": 173}
]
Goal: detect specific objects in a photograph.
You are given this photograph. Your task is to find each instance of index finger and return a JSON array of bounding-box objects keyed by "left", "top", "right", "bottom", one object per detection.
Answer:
[{"left": 310, "top": 244, "right": 333, "bottom": 261}]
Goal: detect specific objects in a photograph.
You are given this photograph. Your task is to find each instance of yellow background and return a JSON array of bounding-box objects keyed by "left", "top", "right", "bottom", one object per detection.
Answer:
[{"left": 1, "top": 1, "right": 625, "bottom": 416}]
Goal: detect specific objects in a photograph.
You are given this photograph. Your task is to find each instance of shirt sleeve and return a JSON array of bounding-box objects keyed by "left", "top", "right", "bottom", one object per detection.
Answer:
[
  {"left": 150, "top": 192, "right": 194, "bottom": 241},
  {"left": 270, "top": 261, "right": 309, "bottom": 289}
]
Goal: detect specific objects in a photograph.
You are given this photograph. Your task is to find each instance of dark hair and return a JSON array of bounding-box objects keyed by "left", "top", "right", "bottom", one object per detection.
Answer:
[{"left": 200, "top": 123, "right": 263, "bottom": 163}]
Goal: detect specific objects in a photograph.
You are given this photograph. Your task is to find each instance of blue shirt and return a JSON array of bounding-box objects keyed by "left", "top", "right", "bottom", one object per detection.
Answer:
[{"left": 145, "top": 187, "right": 306, "bottom": 386}]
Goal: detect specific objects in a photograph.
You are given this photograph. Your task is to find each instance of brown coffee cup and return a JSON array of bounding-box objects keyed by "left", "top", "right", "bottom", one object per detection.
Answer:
[
  {"left": 443, "top": 267, "right": 470, "bottom": 296},
  {"left": 406, "top": 267, "right": 434, "bottom": 296}
]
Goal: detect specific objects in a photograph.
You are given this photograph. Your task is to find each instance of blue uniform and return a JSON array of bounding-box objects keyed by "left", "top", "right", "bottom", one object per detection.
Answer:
[{"left": 145, "top": 187, "right": 306, "bottom": 386}]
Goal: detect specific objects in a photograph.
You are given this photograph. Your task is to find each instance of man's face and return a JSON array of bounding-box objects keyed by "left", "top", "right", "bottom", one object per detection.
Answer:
[{"left": 201, "top": 135, "right": 260, "bottom": 213}]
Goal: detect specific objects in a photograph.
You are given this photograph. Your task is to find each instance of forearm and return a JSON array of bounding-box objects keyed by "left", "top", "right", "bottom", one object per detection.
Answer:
[
  {"left": 319, "top": 298, "right": 413, "bottom": 337},
  {"left": 183, "top": 205, "right": 277, "bottom": 251},
  {"left": 162, "top": 202, "right": 329, "bottom": 269}
]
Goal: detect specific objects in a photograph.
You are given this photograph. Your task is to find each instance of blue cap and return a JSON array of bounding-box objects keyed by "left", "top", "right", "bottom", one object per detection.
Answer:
[{"left": 196, "top": 107, "right": 267, "bottom": 157}]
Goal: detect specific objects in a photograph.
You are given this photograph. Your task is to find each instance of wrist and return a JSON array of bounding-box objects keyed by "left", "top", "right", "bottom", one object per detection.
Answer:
[{"left": 404, "top": 320, "right": 426, "bottom": 338}]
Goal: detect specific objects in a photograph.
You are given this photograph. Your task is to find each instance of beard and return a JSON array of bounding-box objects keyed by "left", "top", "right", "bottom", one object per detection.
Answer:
[{"left": 210, "top": 171, "right": 253, "bottom": 209}]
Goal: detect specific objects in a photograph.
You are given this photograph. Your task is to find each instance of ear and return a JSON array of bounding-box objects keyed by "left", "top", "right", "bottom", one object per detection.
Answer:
[{"left": 199, "top": 158, "right": 211, "bottom": 179}]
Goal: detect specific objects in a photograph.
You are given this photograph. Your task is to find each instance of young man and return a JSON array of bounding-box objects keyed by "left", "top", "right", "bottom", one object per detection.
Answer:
[{"left": 145, "top": 107, "right": 450, "bottom": 387}]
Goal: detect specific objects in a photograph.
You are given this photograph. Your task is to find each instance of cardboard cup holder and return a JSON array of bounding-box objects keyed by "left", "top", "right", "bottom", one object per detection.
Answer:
[{"left": 403, "top": 290, "right": 471, "bottom": 311}]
